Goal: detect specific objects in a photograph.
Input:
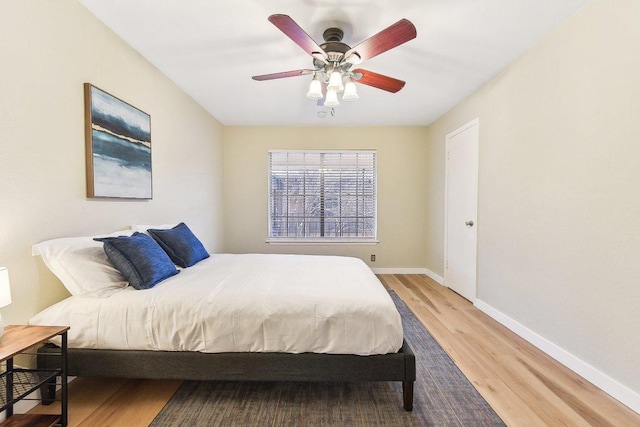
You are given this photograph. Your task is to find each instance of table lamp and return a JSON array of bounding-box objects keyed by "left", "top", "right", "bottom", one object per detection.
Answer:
[{"left": 0, "top": 267, "right": 13, "bottom": 336}]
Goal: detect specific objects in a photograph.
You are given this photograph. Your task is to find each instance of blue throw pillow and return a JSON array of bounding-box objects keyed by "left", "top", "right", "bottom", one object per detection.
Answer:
[
  {"left": 147, "top": 222, "right": 209, "bottom": 268},
  {"left": 94, "top": 232, "right": 179, "bottom": 290}
]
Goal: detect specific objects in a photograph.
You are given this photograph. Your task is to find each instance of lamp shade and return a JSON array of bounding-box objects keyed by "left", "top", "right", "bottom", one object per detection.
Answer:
[
  {"left": 327, "top": 70, "right": 344, "bottom": 93},
  {"left": 306, "top": 77, "right": 323, "bottom": 100},
  {"left": 342, "top": 79, "right": 359, "bottom": 101},
  {"left": 0, "top": 267, "right": 12, "bottom": 308},
  {"left": 324, "top": 88, "right": 340, "bottom": 107}
]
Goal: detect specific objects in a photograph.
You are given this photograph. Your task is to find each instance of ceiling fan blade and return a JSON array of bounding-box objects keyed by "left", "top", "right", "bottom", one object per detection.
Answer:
[
  {"left": 345, "top": 19, "right": 416, "bottom": 63},
  {"left": 268, "top": 14, "right": 329, "bottom": 61},
  {"left": 252, "top": 69, "right": 315, "bottom": 81},
  {"left": 352, "top": 68, "right": 406, "bottom": 93}
]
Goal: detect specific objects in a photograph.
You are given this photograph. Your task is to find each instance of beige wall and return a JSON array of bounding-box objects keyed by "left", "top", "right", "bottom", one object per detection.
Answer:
[
  {"left": 0, "top": 0, "right": 224, "bottom": 323},
  {"left": 425, "top": 0, "right": 640, "bottom": 393},
  {"left": 222, "top": 126, "right": 428, "bottom": 269}
]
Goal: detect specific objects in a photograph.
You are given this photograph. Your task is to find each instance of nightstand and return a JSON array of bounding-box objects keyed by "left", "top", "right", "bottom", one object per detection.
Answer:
[{"left": 0, "top": 325, "right": 68, "bottom": 427}]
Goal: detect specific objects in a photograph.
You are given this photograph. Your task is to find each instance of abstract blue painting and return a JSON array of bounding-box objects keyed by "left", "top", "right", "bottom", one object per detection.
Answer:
[{"left": 84, "top": 84, "right": 152, "bottom": 199}]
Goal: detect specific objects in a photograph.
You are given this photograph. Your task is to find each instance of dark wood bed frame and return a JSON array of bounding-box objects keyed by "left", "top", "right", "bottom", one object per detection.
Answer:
[{"left": 37, "top": 340, "right": 416, "bottom": 411}]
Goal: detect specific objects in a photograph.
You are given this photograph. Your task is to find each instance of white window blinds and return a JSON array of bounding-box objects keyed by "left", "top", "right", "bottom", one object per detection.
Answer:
[{"left": 269, "top": 150, "right": 377, "bottom": 240}]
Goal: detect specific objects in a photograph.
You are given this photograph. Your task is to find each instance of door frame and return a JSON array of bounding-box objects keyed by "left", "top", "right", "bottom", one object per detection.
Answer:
[{"left": 444, "top": 117, "right": 479, "bottom": 302}]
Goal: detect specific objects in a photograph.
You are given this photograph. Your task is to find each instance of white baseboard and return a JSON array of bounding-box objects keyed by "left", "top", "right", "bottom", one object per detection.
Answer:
[
  {"left": 371, "top": 268, "right": 430, "bottom": 275},
  {"left": 475, "top": 299, "right": 640, "bottom": 415},
  {"left": 425, "top": 269, "right": 444, "bottom": 286},
  {"left": 14, "top": 393, "right": 40, "bottom": 414},
  {"left": 370, "top": 268, "right": 445, "bottom": 286},
  {"left": 10, "top": 375, "right": 76, "bottom": 415}
]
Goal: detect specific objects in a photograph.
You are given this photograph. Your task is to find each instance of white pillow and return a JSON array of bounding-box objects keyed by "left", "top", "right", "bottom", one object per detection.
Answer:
[
  {"left": 33, "top": 229, "right": 133, "bottom": 297},
  {"left": 131, "top": 223, "right": 177, "bottom": 235}
]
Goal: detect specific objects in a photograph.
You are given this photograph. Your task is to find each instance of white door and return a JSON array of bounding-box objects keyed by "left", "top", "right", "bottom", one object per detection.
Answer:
[{"left": 444, "top": 119, "right": 479, "bottom": 302}]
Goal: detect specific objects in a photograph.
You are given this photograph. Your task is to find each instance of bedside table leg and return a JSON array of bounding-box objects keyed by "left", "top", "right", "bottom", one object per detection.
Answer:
[
  {"left": 5, "top": 358, "right": 13, "bottom": 418},
  {"left": 61, "top": 332, "right": 68, "bottom": 427}
]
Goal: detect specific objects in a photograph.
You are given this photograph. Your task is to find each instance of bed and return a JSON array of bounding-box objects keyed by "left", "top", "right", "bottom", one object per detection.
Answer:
[{"left": 31, "top": 225, "right": 416, "bottom": 410}]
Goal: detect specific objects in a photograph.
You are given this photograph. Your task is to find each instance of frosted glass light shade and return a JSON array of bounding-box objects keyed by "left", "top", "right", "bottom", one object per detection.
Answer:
[
  {"left": 327, "top": 71, "right": 344, "bottom": 93},
  {"left": 0, "top": 267, "right": 12, "bottom": 337},
  {"left": 344, "top": 53, "right": 362, "bottom": 65},
  {"left": 324, "top": 89, "right": 340, "bottom": 107},
  {"left": 342, "top": 80, "right": 359, "bottom": 101},
  {"left": 0, "top": 267, "right": 11, "bottom": 308},
  {"left": 306, "top": 78, "right": 323, "bottom": 100}
]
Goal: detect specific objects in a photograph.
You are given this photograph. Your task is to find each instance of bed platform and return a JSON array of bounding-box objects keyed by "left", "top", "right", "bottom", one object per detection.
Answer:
[
  {"left": 32, "top": 241, "right": 415, "bottom": 411},
  {"left": 38, "top": 340, "right": 416, "bottom": 411}
]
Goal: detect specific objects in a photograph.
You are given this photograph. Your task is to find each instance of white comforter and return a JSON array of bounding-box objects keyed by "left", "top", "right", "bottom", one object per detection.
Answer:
[{"left": 29, "top": 254, "right": 403, "bottom": 356}]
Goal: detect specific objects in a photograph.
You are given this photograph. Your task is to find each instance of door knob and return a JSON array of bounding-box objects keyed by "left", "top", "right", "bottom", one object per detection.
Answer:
[{"left": 465, "top": 220, "right": 474, "bottom": 227}]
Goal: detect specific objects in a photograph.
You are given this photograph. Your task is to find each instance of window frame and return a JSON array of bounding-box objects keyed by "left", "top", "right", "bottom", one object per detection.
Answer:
[{"left": 267, "top": 149, "right": 378, "bottom": 245}]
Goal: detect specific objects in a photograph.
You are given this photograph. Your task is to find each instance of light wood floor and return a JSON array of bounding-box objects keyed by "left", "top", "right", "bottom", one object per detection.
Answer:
[{"left": 28, "top": 274, "right": 640, "bottom": 426}]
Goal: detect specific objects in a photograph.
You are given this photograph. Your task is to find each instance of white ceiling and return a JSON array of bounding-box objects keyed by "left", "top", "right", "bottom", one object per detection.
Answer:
[{"left": 79, "top": 0, "right": 589, "bottom": 126}]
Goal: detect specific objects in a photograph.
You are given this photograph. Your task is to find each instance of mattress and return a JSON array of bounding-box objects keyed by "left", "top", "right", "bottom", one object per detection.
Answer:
[{"left": 29, "top": 254, "right": 403, "bottom": 356}]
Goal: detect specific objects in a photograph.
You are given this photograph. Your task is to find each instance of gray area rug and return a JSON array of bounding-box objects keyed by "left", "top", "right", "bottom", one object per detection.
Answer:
[{"left": 151, "top": 291, "right": 504, "bottom": 426}]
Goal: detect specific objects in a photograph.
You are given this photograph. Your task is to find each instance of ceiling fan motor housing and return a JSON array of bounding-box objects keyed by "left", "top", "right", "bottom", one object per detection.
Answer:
[
  {"left": 314, "top": 27, "right": 352, "bottom": 69},
  {"left": 323, "top": 27, "right": 344, "bottom": 42}
]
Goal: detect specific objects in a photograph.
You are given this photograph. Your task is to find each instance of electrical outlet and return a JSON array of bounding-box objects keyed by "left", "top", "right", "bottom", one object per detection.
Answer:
[{"left": 371, "top": 254, "right": 376, "bottom": 262}]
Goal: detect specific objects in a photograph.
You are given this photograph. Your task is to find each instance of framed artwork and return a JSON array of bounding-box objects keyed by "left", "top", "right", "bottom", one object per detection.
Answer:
[{"left": 84, "top": 83, "right": 152, "bottom": 199}]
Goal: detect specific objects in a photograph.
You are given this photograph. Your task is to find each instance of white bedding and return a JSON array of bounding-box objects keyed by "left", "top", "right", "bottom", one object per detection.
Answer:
[{"left": 29, "top": 254, "right": 403, "bottom": 356}]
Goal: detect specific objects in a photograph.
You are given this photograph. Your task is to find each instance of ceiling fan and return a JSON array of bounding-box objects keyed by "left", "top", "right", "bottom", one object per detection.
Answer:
[{"left": 252, "top": 14, "right": 417, "bottom": 107}]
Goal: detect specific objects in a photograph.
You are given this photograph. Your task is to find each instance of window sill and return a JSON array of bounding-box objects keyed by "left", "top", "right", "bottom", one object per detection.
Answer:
[{"left": 267, "top": 238, "right": 379, "bottom": 246}]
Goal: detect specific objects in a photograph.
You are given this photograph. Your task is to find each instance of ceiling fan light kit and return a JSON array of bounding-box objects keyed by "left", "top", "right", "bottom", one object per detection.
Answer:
[
  {"left": 328, "top": 70, "right": 344, "bottom": 93},
  {"left": 306, "top": 74, "right": 324, "bottom": 100},
  {"left": 343, "top": 77, "right": 359, "bottom": 101},
  {"left": 324, "top": 88, "right": 340, "bottom": 107},
  {"left": 252, "top": 14, "right": 416, "bottom": 109}
]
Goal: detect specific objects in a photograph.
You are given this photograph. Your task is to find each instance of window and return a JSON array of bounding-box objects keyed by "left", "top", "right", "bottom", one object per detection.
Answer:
[{"left": 269, "top": 150, "right": 377, "bottom": 242}]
